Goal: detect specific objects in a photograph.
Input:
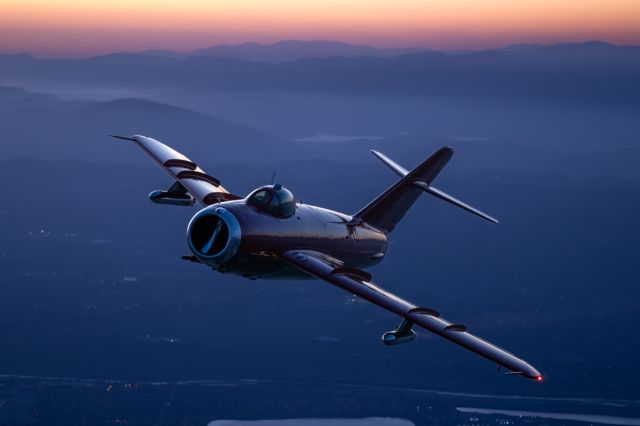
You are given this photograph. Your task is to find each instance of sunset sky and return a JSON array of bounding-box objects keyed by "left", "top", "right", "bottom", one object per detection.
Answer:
[{"left": 2, "top": 0, "right": 640, "bottom": 57}]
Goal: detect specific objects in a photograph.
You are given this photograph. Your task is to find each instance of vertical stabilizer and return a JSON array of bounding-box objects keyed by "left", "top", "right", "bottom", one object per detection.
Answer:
[{"left": 355, "top": 147, "right": 497, "bottom": 232}]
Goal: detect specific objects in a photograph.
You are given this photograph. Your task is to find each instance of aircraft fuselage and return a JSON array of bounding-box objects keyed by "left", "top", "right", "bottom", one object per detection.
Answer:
[{"left": 186, "top": 199, "right": 388, "bottom": 279}]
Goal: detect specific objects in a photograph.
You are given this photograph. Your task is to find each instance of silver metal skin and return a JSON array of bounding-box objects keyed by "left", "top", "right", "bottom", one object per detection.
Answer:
[
  {"left": 116, "top": 134, "right": 543, "bottom": 382},
  {"left": 186, "top": 198, "right": 388, "bottom": 279}
]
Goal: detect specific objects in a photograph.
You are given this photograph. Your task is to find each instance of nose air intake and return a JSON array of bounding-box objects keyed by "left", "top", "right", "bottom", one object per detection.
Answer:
[
  {"left": 187, "top": 207, "right": 241, "bottom": 263},
  {"left": 191, "top": 214, "right": 229, "bottom": 256}
]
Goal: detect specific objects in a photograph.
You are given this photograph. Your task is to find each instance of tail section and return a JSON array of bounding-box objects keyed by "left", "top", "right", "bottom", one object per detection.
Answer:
[{"left": 354, "top": 147, "right": 497, "bottom": 233}]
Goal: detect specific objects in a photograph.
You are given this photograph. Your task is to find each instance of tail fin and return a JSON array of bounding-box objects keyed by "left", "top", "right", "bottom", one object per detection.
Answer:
[{"left": 354, "top": 147, "right": 497, "bottom": 232}]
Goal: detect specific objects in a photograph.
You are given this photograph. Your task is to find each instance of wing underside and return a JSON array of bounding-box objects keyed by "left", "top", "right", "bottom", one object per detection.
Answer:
[
  {"left": 281, "top": 249, "right": 541, "bottom": 380},
  {"left": 113, "top": 134, "right": 240, "bottom": 205}
]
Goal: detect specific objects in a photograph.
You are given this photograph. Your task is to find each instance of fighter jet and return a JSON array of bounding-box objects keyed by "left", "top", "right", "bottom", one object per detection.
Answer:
[{"left": 113, "top": 134, "right": 542, "bottom": 381}]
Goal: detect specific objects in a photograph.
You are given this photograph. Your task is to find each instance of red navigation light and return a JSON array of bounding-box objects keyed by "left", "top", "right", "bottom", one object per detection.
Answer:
[{"left": 537, "top": 375, "right": 543, "bottom": 382}]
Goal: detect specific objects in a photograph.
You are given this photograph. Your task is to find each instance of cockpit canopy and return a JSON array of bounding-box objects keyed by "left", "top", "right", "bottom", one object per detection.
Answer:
[{"left": 248, "top": 184, "right": 296, "bottom": 218}]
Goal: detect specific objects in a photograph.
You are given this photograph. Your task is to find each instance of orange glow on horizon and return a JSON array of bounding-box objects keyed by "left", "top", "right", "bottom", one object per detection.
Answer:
[{"left": 1, "top": 0, "right": 639, "bottom": 57}]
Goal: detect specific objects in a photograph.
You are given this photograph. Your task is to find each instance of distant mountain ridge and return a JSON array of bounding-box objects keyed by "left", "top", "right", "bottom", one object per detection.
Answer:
[
  {"left": 188, "top": 40, "right": 431, "bottom": 62},
  {"left": 3, "top": 39, "right": 638, "bottom": 62},
  {"left": 1, "top": 41, "right": 638, "bottom": 102},
  {"left": 0, "top": 94, "right": 296, "bottom": 164},
  {"left": 139, "top": 39, "right": 640, "bottom": 62}
]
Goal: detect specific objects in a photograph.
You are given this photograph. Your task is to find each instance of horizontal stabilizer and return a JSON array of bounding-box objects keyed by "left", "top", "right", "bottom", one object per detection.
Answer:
[
  {"left": 370, "top": 149, "right": 498, "bottom": 224},
  {"left": 413, "top": 182, "right": 498, "bottom": 223},
  {"left": 109, "top": 134, "right": 136, "bottom": 142},
  {"left": 371, "top": 150, "right": 409, "bottom": 177}
]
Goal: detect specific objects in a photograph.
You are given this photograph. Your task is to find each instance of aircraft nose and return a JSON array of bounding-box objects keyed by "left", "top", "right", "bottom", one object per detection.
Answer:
[{"left": 187, "top": 206, "right": 241, "bottom": 263}]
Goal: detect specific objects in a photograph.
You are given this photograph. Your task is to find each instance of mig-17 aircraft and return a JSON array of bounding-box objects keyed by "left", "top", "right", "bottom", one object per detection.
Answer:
[{"left": 113, "top": 134, "right": 541, "bottom": 381}]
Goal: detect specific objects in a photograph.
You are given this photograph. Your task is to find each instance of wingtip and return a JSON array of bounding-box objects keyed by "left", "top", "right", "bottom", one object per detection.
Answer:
[
  {"left": 370, "top": 150, "right": 386, "bottom": 161},
  {"left": 109, "top": 134, "right": 136, "bottom": 141},
  {"left": 440, "top": 145, "right": 455, "bottom": 155},
  {"left": 480, "top": 213, "right": 499, "bottom": 224}
]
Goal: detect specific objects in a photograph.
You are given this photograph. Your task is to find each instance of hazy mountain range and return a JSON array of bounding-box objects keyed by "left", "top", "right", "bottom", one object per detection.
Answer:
[
  {"left": 0, "top": 90, "right": 292, "bottom": 163},
  {"left": 139, "top": 40, "right": 431, "bottom": 62},
  {"left": 190, "top": 40, "right": 431, "bottom": 62},
  {"left": 1, "top": 84, "right": 638, "bottom": 183},
  {"left": 1, "top": 41, "right": 638, "bottom": 102}
]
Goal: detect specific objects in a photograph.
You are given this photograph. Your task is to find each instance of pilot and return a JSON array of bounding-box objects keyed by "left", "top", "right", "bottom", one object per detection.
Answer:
[{"left": 248, "top": 184, "right": 296, "bottom": 218}]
